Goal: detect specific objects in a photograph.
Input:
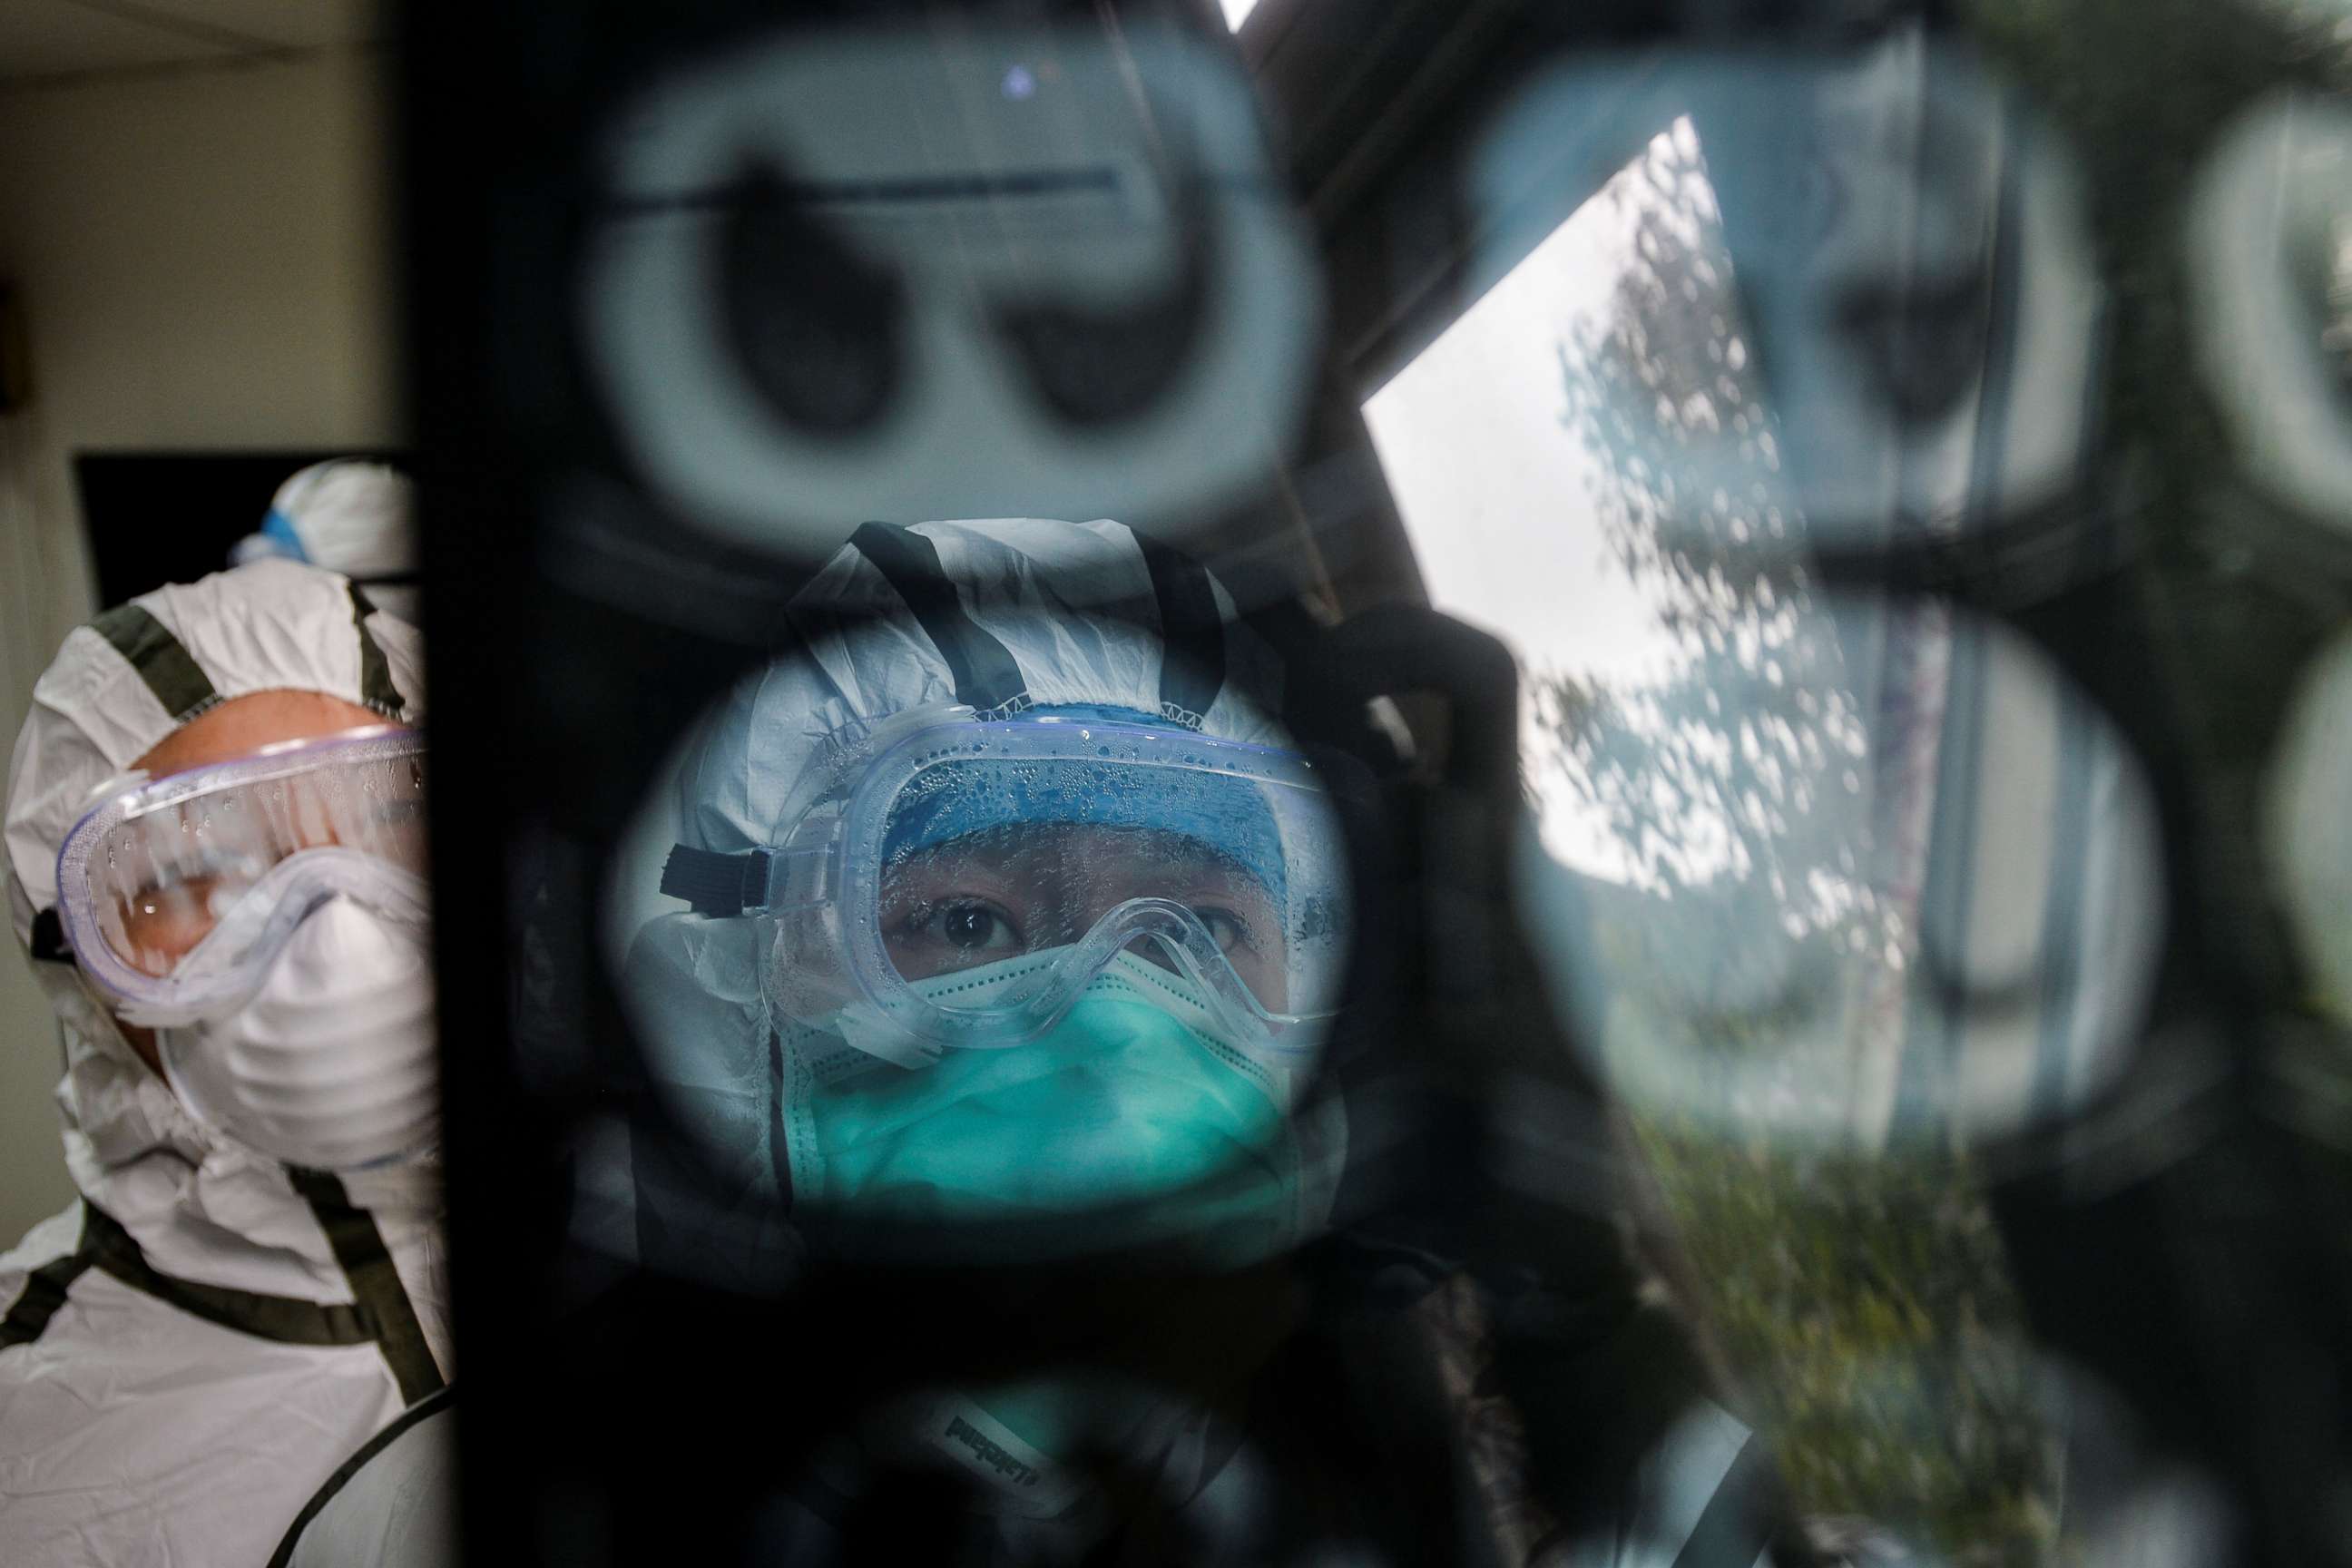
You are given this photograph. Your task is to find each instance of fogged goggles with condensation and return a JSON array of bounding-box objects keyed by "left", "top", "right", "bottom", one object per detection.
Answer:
[
  {"left": 54, "top": 727, "right": 429, "bottom": 1026},
  {"left": 659, "top": 706, "right": 1349, "bottom": 1061}
]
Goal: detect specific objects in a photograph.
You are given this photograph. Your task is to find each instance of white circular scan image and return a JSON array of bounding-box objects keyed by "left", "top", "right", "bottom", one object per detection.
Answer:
[
  {"left": 2188, "top": 93, "right": 2352, "bottom": 532},
  {"left": 1472, "top": 39, "right": 2104, "bottom": 554},
  {"left": 579, "top": 28, "right": 1323, "bottom": 556},
  {"left": 1514, "top": 600, "right": 2164, "bottom": 1149}
]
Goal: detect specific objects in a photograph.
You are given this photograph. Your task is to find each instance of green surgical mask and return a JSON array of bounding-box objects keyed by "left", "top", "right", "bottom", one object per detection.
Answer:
[
  {"left": 778, "top": 950, "right": 1345, "bottom": 1529},
  {"left": 779, "top": 950, "right": 1323, "bottom": 1268}
]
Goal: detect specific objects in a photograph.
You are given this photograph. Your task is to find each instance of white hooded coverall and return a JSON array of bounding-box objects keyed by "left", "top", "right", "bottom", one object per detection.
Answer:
[{"left": 0, "top": 559, "right": 449, "bottom": 1567}]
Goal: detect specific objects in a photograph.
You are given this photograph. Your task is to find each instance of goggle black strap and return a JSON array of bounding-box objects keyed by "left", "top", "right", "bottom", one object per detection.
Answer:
[
  {"left": 660, "top": 845, "right": 772, "bottom": 916},
  {"left": 849, "top": 522, "right": 1032, "bottom": 715},
  {"left": 1135, "top": 532, "right": 1225, "bottom": 731},
  {"left": 89, "top": 602, "right": 219, "bottom": 723}
]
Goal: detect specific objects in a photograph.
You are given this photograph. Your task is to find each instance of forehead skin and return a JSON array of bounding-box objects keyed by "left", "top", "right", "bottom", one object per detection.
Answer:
[{"left": 135, "top": 690, "right": 386, "bottom": 776}]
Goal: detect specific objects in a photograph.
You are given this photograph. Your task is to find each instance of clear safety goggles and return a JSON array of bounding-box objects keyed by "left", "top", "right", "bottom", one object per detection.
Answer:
[
  {"left": 54, "top": 726, "right": 430, "bottom": 1026},
  {"left": 660, "top": 706, "right": 1348, "bottom": 1060}
]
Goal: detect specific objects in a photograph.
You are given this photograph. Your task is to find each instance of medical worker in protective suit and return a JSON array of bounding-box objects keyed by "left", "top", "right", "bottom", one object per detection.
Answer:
[
  {"left": 0, "top": 558, "right": 446, "bottom": 1566},
  {"left": 603, "top": 516, "right": 1351, "bottom": 1556}
]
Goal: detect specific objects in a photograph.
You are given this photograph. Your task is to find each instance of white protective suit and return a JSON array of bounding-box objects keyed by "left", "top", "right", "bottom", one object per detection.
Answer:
[{"left": 0, "top": 559, "right": 449, "bottom": 1567}]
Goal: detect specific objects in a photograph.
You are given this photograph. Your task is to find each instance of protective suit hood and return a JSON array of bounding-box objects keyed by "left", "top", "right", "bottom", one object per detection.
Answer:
[
  {"left": 676, "top": 516, "right": 1291, "bottom": 862},
  {"left": 231, "top": 459, "right": 421, "bottom": 622}
]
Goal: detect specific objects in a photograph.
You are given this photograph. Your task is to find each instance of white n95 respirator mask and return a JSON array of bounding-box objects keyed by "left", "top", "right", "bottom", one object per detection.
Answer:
[{"left": 157, "top": 894, "right": 439, "bottom": 1171}]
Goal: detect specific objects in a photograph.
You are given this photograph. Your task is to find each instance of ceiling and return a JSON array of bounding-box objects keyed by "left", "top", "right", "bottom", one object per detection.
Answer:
[{"left": 0, "top": 0, "right": 389, "bottom": 86}]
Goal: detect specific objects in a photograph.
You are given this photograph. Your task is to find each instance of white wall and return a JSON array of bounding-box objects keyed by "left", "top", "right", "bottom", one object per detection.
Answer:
[{"left": 0, "top": 47, "right": 400, "bottom": 1242}]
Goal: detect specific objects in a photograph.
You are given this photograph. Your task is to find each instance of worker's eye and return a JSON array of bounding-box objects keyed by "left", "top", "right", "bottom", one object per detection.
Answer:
[
  {"left": 115, "top": 881, "right": 220, "bottom": 975},
  {"left": 1190, "top": 905, "right": 1254, "bottom": 957},
  {"left": 889, "top": 897, "right": 1026, "bottom": 973}
]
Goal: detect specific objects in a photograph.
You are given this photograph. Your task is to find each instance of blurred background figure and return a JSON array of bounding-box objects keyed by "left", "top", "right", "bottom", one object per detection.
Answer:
[{"left": 232, "top": 459, "right": 421, "bottom": 625}]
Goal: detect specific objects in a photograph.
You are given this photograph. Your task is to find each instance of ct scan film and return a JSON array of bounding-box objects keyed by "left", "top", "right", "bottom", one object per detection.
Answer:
[{"left": 402, "top": 2, "right": 2352, "bottom": 1563}]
